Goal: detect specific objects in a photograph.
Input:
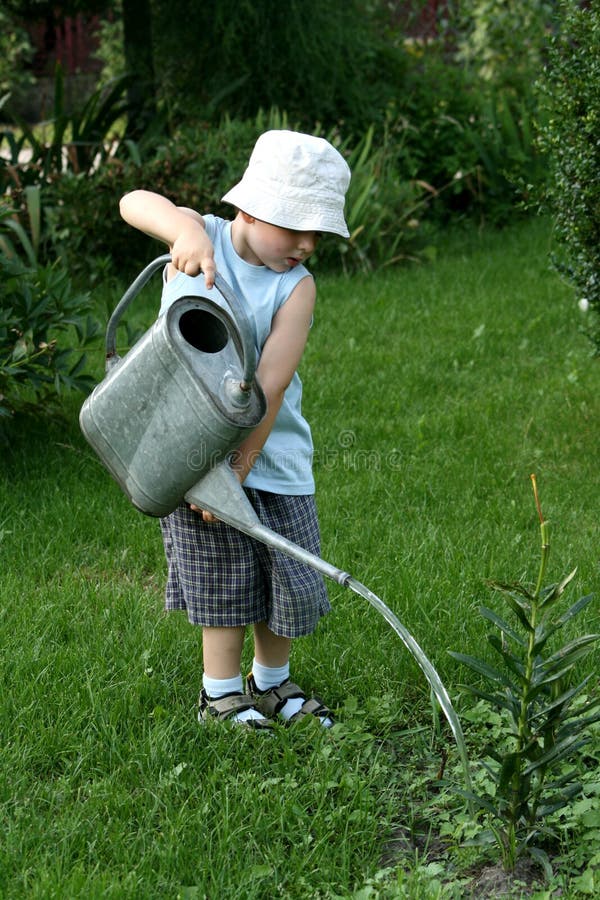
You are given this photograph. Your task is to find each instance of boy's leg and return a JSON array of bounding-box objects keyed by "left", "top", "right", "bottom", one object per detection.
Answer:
[
  {"left": 202, "top": 625, "right": 246, "bottom": 677},
  {"left": 253, "top": 621, "right": 291, "bottom": 667},
  {"left": 200, "top": 625, "right": 270, "bottom": 726}
]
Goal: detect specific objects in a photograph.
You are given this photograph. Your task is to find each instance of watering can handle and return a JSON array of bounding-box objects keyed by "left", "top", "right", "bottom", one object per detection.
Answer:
[{"left": 105, "top": 254, "right": 258, "bottom": 389}]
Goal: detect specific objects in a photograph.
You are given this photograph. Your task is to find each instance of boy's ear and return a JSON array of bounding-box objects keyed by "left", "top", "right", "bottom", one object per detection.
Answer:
[{"left": 240, "top": 211, "right": 255, "bottom": 224}]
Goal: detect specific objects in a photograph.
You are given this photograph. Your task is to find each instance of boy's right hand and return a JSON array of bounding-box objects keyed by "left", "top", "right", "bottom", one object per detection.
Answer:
[
  {"left": 170, "top": 224, "right": 216, "bottom": 289},
  {"left": 119, "top": 192, "right": 217, "bottom": 286}
]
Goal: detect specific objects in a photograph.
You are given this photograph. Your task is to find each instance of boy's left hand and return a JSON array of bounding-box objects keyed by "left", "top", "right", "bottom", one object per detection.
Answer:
[
  {"left": 189, "top": 504, "right": 218, "bottom": 523},
  {"left": 188, "top": 467, "right": 244, "bottom": 523}
]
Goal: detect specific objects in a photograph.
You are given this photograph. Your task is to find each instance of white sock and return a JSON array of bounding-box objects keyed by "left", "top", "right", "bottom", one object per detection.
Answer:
[
  {"left": 252, "top": 659, "right": 289, "bottom": 692},
  {"left": 202, "top": 673, "right": 264, "bottom": 723},
  {"left": 203, "top": 673, "right": 243, "bottom": 697}
]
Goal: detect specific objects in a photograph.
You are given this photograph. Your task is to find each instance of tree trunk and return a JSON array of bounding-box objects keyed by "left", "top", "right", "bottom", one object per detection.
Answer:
[{"left": 121, "top": 0, "right": 157, "bottom": 137}]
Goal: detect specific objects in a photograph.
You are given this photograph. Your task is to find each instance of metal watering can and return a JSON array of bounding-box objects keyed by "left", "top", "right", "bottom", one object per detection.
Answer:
[
  {"left": 80, "top": 255, "right": 266, "bottom": 517},
  {"left": 80, "top": 255, "right": 471, "bottom": 786}
]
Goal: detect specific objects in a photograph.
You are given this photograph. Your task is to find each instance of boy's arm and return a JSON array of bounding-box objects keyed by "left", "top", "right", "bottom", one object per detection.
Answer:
[
  {"left": 119, "top": 190, "right": 216, "bottom": 287},
  {"left": 191, "top": 275, "right": 316, "bottom": 521},
  {"left": 229, "top": 275, "right": 316, "bottom": 484}
]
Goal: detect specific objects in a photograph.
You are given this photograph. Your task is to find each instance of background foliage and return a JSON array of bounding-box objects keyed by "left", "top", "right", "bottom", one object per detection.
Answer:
[
  {"left": 538, "top": 0, "right": 600, "bottom": 352},
  {"left": 151, "top": 0, "right": 405, "bottom": 133},
  {"left": 0, "top": 1, "right": 597, "bottom": 390}
]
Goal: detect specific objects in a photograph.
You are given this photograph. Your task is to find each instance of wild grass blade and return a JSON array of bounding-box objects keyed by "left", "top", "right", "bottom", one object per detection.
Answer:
[{"left": 24, "top": 185, "right": 41, "bottom": 258}]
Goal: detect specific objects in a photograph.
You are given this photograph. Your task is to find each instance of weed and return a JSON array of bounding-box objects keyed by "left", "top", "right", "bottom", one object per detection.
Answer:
[{"left": 450, "top": 475, "right": 600, "bottom": 873}]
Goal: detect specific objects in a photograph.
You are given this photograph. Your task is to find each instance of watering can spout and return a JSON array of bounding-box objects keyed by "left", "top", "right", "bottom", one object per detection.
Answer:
[
  {"left": 185, "top": 463, "right": 353, "bottom": 586},
  {"left": 185, "top": 462, "right": 472, "bottom": 791}
]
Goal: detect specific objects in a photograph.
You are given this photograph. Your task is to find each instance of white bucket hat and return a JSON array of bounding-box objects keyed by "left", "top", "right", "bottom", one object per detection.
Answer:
[{"left": 221, "top": 130, "right": 351, "bottom": 238}]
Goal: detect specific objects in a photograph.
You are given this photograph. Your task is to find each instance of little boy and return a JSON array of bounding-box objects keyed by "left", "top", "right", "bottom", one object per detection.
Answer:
[{"left": 120, "top": 130, "right": 351, "bottom": 728}]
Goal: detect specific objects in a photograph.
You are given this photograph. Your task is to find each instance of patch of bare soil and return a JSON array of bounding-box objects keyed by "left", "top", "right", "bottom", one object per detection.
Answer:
[
  {"left": 382, "top": 826, "right": 547, "bottom": 897},
  {"left": 469, "top": 859, "right": 545, "bottom": 897}
]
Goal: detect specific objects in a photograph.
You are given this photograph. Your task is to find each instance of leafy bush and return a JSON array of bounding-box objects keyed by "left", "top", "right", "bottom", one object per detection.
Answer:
[
  {"left": 1, "top": 63, "right": 154, "bottom": 274},
  {"left": 0, "top": 199, "right": 98, "bottom": 419},
  {"left": 462, "top": 89, "right": 548, "bottom": 223},
  {"left": 151, "top": 0, "right": 406, "bottom": 134},
  {"left": 0, "top": 64, "right": 134, "bottom": 196},
  {"left": 49, "top": 111, "right": 432, "bottom": 278},
  {"left": 455, "top": 0, "right": 554, "bottom": 97},
  {"left": 45, "top": 115, "right": 268, "bottom": 277},
  {"left": 398, "top": 34, "right": 548, "bottom": 224},
  {"left": 0, "top": 8, "right": 34, "bottom": 114},
  {"left": 317, "top": 121, "right": 433, "bottom": 273},
  {"left": 538, "top": 1, "right": 600, "bottom": 351}
]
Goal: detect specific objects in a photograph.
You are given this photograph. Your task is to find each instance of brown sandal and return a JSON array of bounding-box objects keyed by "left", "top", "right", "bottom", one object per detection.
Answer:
[
  {"left": 246, "top": 674, "right": 334, "bottom": 726},
  {"left": 198, "top": 689, "right": 273, "bottom": 729}
]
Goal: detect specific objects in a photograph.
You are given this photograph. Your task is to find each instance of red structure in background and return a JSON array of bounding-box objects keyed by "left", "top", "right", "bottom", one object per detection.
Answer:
[
  {"left": 410, "top": 0, "right": 451, "bottom": 37},
  {"left": 26, "top": 13, "right": 102, "bottom": 77},
  {"left": 388, "top": 0, "right": 452, "bottom": 39}
]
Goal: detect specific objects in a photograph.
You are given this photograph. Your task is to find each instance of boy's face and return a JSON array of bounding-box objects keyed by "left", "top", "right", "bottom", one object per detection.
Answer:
[{"left": 241, "top": 214, "right": 321, "bottom": 272}]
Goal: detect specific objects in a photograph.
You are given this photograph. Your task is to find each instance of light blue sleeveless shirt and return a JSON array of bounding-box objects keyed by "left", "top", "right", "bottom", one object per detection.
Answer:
[{"left": 159, "top": 215, "right": 316, "bottom": 495}]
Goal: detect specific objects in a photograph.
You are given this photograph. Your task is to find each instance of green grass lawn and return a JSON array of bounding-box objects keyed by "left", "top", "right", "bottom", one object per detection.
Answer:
[{"left": 1, "top": 216, "right": 599, "bottom": 897}]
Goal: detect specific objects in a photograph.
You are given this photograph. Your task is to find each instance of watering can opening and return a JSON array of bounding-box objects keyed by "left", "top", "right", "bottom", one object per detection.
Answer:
[{"left": 178, "top": 308, "right": 229, "bottom": 355}]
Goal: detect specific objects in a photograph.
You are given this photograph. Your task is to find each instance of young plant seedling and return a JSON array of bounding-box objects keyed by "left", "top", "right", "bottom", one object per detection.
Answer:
[{"left": 450, "top": 475, "right": 600, "bottom": 873}]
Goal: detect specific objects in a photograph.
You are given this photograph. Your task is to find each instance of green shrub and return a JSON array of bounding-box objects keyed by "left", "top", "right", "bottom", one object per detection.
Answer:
[
  {"left": 46, "top": 115, "right": 268, "bottom": 278},
  {"left": 0, "top": 65, "right": 132, "bottom": 195},
  {"left": 455, "top": 0, "right": 554, "bottom": 97},
  {"left": 49, "top": 111, "right": 431, "bottom": 278},
  {"left": 318, "top": 121, "right": 432, "bottom": 273},
  {"left": 0, "top": 200, "right": 98, "bottom": 420},
  {"left": 151, "top": 0, "right": 406, "bottom": 134},
  {"left": 463, "top": 88, "right": 548, "bottom": 224},
  {"left": 538, "top": 1, "right": 600, "bottom": 351},
  {"left": 0, "top": 8, "right": 34, "bottom": 115},
  {"left": 398, "top": 35, "right": 547, "bottom": 225}
]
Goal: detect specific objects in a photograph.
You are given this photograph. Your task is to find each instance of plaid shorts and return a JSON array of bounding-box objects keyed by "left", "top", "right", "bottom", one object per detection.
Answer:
[{"left": 159, "top": 488, "right": 330, "bottom": 637}]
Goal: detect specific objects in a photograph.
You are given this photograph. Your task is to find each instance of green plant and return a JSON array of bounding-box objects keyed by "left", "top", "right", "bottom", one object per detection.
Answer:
[
  {"left": 394, "top": 4, "right": 551, "bottom": 225},
  {"left": 0, "top": 185, "right": 41, "bottom": 265},
  {"left": 0, "top": 201, "right": 99, "bottom": 419},
  {"left": 450, "top": 475, "right": 600, "bottom": 873},
  {"left": 49, "top": 111, "right": 434, "bottom": 278},
  {"left": 43, "top": 113, "right": 267, "bottom": 277},
  {"left": 94, "top": 0, "right": 126, "bottom": 86},
  {"left": 0, "top": 7, "right": 33, "bottom": 108},
  {"left": 463, "top": 88, "right": 548, "bottom": 223},
  {"left": 323, "top": 121, "right": 435, "bottom": 274},
  {"left": 0, "top": 63, "right": 133, "bottom": 193},
  {"left": 455, "top": 0, "right": 554, "bottom": 96},
  {"left": 151, "top": 0, "right": 406, "bottom": 133},
  {"left": 538, "top": 1, "right": 600, "bottom": 352}
]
